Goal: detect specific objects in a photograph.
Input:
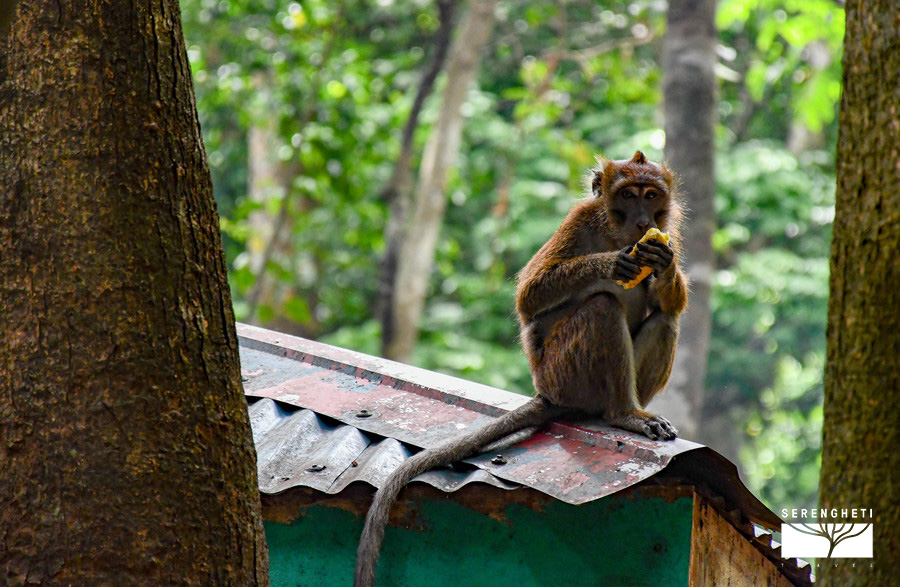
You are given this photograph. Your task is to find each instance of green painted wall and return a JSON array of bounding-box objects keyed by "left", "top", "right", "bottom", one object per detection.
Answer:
[{"left": 265, "top": 494, "right": 693, "bottom": 586}]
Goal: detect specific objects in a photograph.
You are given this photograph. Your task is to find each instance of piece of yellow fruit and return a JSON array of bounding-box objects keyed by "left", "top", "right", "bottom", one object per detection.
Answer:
[{"left": 616, "top": 228, "right": 670, "bottom": 290}]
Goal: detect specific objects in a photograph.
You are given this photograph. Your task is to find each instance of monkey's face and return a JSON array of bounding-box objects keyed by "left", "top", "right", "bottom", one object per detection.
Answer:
[
  {"left": 591, "top": 151, "right": 676, "bottom": 246},
  {"left": 608, "top": 184, "right": 671, "bottom": 245}
]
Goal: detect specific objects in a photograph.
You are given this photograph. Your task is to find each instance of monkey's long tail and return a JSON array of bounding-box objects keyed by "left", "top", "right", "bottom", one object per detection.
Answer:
[{"left": 354, "top": 395, "right": 555, "bottom": 587}]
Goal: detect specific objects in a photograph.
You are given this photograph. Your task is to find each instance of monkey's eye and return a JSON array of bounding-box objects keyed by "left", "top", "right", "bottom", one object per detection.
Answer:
[
  {"left": 621, "top": 188, "right": 638, "bottom": 199},
  {"left": 645, "top": 190, "right": 659, "bottom": 200}
]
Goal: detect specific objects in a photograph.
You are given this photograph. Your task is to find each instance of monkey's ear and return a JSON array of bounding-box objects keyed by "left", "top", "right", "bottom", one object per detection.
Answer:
[
  {"left": 631, "top": 151, "right": 647, "bottom": 164},
  {"left": 591, "top": 169, "right": 603, "bottom": 195},
  {"left": 590, "top": 155, "right": 609, "bottom": 196}
]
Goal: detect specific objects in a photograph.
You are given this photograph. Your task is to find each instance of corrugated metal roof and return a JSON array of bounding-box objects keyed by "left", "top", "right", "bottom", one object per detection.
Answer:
[
  {"left": 239, "top": 322, "right": 705, "bottom": 506},
  {"left": 250, "top": 397, "right": 519, "bottom": 495}
]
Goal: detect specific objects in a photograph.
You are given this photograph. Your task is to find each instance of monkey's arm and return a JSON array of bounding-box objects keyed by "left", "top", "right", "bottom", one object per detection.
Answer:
[
  {"left": 516, "top": 251, "right": 642, "bottom": 321},
  {"left": 654, "top": 265, "right": 688, "bottom": 315}
]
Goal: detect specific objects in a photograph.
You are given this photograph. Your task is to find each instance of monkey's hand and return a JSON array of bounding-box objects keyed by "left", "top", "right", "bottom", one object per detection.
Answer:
[
  {"left": 608, "top": 409, "right": 678, "bottom": 441},
  {"left": 612, "top": 246, "right": 644, "bottom": 282},
  {"left": 634, "top": 239, "right": 674, "bottom": 276}
]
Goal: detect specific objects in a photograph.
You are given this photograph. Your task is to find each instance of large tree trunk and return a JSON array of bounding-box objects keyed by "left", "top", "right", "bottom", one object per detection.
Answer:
[
  {"left": 819, "top": 1, "right": 899, "bottom": 584},
  {"left": 384, "top": 0, "right": 497, "bottom": 363},
  {"left": 654, "top": 0, "right": 717, "bottom": 443},
  {"left": 0, "top": 2, "right": 268, "bottom": 584}
]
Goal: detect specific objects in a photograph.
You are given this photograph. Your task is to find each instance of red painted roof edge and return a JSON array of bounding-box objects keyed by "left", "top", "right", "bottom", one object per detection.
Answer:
[{"left": 237, "top": 322, "right": 532, "bottom": 417}]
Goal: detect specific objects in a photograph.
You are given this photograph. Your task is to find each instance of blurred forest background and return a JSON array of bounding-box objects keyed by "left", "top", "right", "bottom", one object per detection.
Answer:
[{"left": 179, "top": 0, "right": 843, "bottom": 512}]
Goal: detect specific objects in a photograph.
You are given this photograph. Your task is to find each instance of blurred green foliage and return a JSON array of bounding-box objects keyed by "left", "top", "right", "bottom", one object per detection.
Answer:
[{"left": 181, "top": 0, "right": 842, "bottom": 511}]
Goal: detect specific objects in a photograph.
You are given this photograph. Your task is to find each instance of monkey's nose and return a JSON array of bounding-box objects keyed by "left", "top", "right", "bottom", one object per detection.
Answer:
[{"left": 637, "top": 222, "right": 649, "bottom": 233}]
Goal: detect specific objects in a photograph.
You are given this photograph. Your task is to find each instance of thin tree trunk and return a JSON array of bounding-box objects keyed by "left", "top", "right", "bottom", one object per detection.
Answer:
[
  {"left": 243, "top": 120, "right": 303, "bottom": 326},
  {"left": 242, "top": 16, "right": 340, "bottom": 333},
  {"left": 379, "top": 0, "right": 458, "bottom": 356},
  {"left": 786, "top": 42, "right": 830, "bottom": 154},
  {"left": 654, "top": 0, "right": 717, "bottom": 443},
  {"left": 819, "top": 0, "right": 899, "bottom": 583},
  {"left": 0, "top": 2, "right": 267, "bottom": 583},
  {"left": 384, "top": 0, "right": 498, "bottom": 362},
  {"left": 247, "top": 122, "right": 292, "bottom": 277}
]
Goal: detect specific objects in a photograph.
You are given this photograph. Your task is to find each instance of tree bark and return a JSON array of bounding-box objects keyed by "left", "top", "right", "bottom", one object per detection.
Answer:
[
  {"left": 0, "top": 2, "right": 267, "bottom": 584},
  {"left": 384, "top": 0, "right": 498, "bottom": 363},
  {"left": 819, "top": 1, "right": 899, "bottom": 584},
  {"left": 654, "top": 0, "right": 717, "bottom": 443}
]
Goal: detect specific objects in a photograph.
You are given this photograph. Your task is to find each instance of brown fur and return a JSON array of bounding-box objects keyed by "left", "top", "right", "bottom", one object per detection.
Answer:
[
  {"left": 517, "top": 150, "right": 687, "bottom": 430},
  {"left": 354, "top": 152, "right": 687, "bottom": 587}
]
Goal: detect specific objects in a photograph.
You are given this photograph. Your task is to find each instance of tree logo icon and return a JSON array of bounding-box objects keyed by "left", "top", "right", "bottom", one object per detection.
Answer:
[{"left": 781, "top": 522, "right": 873, "bottom": 558}]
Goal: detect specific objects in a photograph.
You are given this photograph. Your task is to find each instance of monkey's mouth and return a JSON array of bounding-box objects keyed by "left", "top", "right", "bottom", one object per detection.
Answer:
[{"left": 627, "top": 230, "right": 648, "bottom": 245}]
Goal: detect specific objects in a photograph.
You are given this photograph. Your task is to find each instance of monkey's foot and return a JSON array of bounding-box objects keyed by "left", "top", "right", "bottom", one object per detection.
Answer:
[{"left": 608, "top": 410, "right": 678, "bottom": 440}]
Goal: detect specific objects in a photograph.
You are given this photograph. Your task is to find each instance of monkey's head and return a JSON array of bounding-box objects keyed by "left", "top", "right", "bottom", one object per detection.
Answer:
[{"left": 590, "top": 151, "right": 679, "bottom": 246}]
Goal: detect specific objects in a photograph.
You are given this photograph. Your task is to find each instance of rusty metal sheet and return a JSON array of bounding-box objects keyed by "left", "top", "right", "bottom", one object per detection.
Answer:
[
  {"left": 239, "top": 345, "right": 521, "bottom": 450},
  {"left": 238, "top": 323, "right": 704, "bottom": 505},
  {"left": 468, "top": 431, "right": 679, "bottom": 503},
  {"left": 239, "top": 323, "right": 530, "bottom": 415},
  {"left": 250, "top": 398, "right": 519, "bottom": 496}
]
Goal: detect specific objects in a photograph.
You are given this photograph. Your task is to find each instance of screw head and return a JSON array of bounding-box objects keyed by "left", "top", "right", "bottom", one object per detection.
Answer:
[
  {"left": 355, "top": 409, "right": 373, "bottom": 418},
  {"left": 491, "top": 455, "right": 508, "bottom": 465},
  {"left": 306, "top": 464, "right": 326, "bottom": 473}
]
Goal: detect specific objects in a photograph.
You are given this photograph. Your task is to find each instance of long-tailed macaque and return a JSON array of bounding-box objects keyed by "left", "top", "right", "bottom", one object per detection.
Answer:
[{"left": 354, "top": 151, "right": 688, "bottom": 587}]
